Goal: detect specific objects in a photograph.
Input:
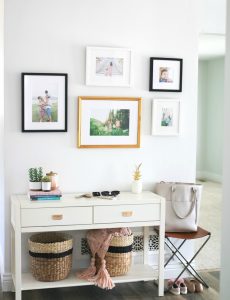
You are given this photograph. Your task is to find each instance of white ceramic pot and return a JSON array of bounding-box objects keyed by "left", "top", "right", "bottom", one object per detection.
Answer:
[
  {"left": 29, "top": 181, "right": 42, "bottom": 191},
  {"left": 131, "top": 180, "right": 142, "bottom": 194},
  {"left": 42, "top": 182, "right": 51, "bottom": 192}
]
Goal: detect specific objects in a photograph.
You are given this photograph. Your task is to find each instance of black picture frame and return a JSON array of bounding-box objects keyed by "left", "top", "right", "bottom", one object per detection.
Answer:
[
  {"left": 22, "top": 73, "right": 68, "bottom": 132},
  {"left": 149, "top": 57, "right": 183, "bottom": 92}
]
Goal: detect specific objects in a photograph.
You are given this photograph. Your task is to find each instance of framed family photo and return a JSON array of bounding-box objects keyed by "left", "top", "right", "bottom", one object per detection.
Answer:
[
  {"left": 152, "top": 99, "right": 180, "bottom": 136},
  {"left": 78, "top": 96, "right": 141, "bottom": 148},
  {"left": 149, "top": 58, "right": 183, "bottom": 92},
  {"left": 86, "top": 47, "right": 132, "bottom": 87},
  {"left": 22, "top": 73, "right": 68, "bottom": 132}
]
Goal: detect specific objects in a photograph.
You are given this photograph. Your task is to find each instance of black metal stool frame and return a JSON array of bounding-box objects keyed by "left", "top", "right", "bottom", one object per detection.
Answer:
[{"left": 164, "top": 232, "right": 211, "bottom": 288}]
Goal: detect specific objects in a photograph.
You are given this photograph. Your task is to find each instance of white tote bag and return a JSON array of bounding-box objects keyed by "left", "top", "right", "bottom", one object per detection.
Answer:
[{"left": 155, "top": 182, "right": 203, "bottom": 232}]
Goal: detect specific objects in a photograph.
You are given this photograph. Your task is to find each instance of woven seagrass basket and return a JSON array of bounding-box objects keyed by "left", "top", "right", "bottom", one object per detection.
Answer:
[
  {"left": 28, "top": 232, "right": 73, "bottom": 282},
  {"left": 96, "top": 234, "right": 133, "bottom": 277}
]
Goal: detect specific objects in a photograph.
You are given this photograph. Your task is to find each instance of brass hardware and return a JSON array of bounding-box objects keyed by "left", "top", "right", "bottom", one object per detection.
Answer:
[
  {"left": 122, "top": 211, "right": 133, "bottom": 217},
  {"left": 52, "top": 214, "right": 63, "bottom": 220}
]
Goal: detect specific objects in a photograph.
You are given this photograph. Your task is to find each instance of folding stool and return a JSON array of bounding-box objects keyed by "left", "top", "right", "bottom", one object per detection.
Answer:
[{"left": 162, "top": 226, "right": 211, "bottom": 288}]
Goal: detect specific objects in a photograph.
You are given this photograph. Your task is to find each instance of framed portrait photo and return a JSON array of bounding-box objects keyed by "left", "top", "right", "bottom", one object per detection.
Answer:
[
  {"left": 152, "top": 99, "right": 180, "bottom": 136},
  {"left": 86, "top": 47, "right": 132, "bottom": 87},
  {"left": 149, "top": 58, "right": 183, "bottom": 92},
  {"left": 78, "top": 96, "right": 141, "bottom": 148},
  {"left": 22, "top": 73, "right": 68, "bottom": 132}
]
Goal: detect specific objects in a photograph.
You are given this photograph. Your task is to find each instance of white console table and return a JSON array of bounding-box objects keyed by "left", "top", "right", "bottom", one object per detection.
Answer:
[{"left": 11, "top": 191, "right": 165, "bottom": 300}]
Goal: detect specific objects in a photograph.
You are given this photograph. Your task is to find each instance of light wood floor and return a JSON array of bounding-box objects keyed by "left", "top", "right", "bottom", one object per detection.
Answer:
[
  {"left": 1, "top": 271, "right": 219, "bottom": 300},
  {"left": 196, "top": 181, "right": 221, "bottom": 271}
]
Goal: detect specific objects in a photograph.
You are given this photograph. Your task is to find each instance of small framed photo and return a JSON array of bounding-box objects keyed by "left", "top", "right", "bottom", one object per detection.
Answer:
[
  {"left": 22, "top": 73, "right": 68, "bottom": 132},
  {"left": 86, "top": 47, "right": 132, "bottom": 87},
  {"left": 149, "top": 58, "right": 183, "bottom": 92},
  {"left": 78, "top": 96, "right": 141, "bottom": 148},
  {"left": 152, "top": 99, "right": 180, "bottom": 136}
]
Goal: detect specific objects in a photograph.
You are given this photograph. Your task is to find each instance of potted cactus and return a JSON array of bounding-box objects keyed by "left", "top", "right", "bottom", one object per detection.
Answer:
[
  {"left": 131, "top": 163, "right": 142, "bottom": 194},
  {"left": 29, "top": 167, "right": 43, "bottom": 191},
  {"left": 41, "top": 176, "right": 52, "bottom": 192}
]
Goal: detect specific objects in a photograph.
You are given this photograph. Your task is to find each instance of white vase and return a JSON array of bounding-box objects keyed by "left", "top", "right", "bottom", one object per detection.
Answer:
[
  {"left": 42, "top": 182, "right": 51, "bottom": 192},
  {"left": 29, "top": 181, "right": 42, "bottom": 191},
  {"left": 131, "top": 180, "right": 142, "bottom": 194}
]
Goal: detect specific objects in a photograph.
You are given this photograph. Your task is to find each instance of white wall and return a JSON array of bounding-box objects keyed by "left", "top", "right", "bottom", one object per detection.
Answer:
[
  {"left": 0, "top": 0, "right": 4, "bottom": 278},
  {"left": 3, "top": 0, "right": 199, "bottom": 280},
  {"left": 221, "top": 1, "right": 230, "bottom": 298},
  {"left": 198, "top": 0, "right": 226, "bottom": 34}
]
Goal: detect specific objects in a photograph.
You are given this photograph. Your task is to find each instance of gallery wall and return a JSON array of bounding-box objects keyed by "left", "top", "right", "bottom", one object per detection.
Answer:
[
  {"left": 2, "top": 0, "right": 199, "bottom": 283},
  {"left": 197, "top": 58, "right": 224, "bottom": 182}
]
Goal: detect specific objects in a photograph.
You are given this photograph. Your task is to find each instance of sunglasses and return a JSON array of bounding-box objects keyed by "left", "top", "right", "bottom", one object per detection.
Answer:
[{"left": 92, "top": 191, "right": 120, "bottom": 197}]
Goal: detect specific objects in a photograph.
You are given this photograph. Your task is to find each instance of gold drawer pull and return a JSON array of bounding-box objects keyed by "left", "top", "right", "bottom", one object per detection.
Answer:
[
  {"left": 52, "top": 214, "right": 63, "bottom": 220},
  {"left": 122, "top": 211, "right": 133, "bottom": 217}
]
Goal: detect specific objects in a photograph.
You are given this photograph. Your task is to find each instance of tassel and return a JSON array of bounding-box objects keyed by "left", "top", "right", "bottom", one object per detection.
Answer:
[
  {"left": 77, "top": 257, "right": 96, "bottom": 280},
  {"left": 91, "top": 259, "right": 115, "bottom": 290}
]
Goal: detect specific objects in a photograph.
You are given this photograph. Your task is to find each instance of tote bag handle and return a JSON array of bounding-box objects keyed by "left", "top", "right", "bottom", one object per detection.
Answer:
[{"left": 171, "top": 185, "right": 198, "bottom": 221}]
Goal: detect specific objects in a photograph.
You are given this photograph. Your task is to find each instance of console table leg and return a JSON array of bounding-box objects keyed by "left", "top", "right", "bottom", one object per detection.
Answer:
[
  {"left": 14, "top": 202, "right": 22, "bottom": 300},
  {"left": 158, "top": 199, "right": 165, "bottom": 296},
  {"left": 143, "top": 227, "right": 149, "bottom": 265},
  {"left": 15, "top": 289, "right": 22, "bottom": 300}
]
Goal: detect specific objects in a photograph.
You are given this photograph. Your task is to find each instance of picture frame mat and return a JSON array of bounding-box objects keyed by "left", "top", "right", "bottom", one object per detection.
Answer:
[
  {"left": 152, "top": 98, "right": 180, "bottom": 136},
  {"left": 152, "top": 59, "right": 181, "bottom": 90},
  {"left": 86, "top": 47, "right": 132, "bottom": 87}
]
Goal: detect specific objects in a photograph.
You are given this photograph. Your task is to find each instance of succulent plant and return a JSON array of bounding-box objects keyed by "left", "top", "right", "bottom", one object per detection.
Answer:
[
  {"left": 29, "top": 167, "right": 43, "bottom": 182},
  {"left": 133, "top": 163, "right": 142, "bottom": 181},
  {"left": 41, "top": 176, "right": 51, "bottom": 182}
]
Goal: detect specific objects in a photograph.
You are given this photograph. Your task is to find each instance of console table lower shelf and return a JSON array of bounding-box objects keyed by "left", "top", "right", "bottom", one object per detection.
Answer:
[{"left": 20, "top": 265, "right": 158, "bottom": 290}]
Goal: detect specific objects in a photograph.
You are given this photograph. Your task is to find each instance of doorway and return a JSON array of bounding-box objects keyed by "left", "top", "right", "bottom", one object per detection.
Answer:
[{"left": 196, "top": 33, "right": 225, "bottom": 272}]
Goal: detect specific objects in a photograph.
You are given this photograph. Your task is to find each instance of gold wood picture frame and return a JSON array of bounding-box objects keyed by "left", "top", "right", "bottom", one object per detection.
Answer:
[{"left": 77, "top": 96, "right": 142, "bottom": 148}]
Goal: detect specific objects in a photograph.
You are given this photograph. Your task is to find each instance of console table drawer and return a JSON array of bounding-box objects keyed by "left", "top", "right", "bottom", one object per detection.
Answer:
[
  {"left": 21, "top": 207, "right": 92, "bottom": 227},
  {"left": 94, "top": 204, "right": 160, "bottom": 224}
]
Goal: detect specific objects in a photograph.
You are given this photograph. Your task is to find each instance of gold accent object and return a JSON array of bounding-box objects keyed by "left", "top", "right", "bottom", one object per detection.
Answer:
[
  {"left": 52, "top": 214, "right": 63, "bottom": 220},
  {"left": 122, "top": 211, "right": 133, "bottom": 217},
  {"left": 77, "top": 96, "right": 142, "bottom": 148}
]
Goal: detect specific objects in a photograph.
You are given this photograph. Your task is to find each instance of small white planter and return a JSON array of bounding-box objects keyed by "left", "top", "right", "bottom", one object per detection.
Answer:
[
  {"left": 131, "top": 180, "right": 142, "bottom": 194},
  {"left": 29, "top": 181, "right": 42, "bottom": 191},
  {"left": 42, "top": 182, "right": 51, "bottom": 192}
]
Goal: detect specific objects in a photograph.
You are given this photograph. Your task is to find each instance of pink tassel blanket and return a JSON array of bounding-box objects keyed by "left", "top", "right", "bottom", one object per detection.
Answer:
[{"left": 77, "top": 227, "right": 131, "bottom": 290}]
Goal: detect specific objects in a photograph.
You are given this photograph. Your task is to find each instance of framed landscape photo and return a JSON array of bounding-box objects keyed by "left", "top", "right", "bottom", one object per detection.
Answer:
[
  {"left": 22, "top": 73, "right": 67, "bottom": 132},
  {"left": 86, "top": 47, "right": 132, "bottom": 87},
  {"left": 149, "top": 58, "right": 183, "bottom": 92},
  {"left": 152, "top": 99, "right": 180, "bottom": 136},
  {"left": 78, "top": 96, "right": 141, "bottom": 148}
]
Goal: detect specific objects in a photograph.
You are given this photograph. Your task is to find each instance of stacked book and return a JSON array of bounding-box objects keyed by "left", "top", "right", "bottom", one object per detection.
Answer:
[{"left": 28, "top": 189, "right": 62, "bottom": 201}]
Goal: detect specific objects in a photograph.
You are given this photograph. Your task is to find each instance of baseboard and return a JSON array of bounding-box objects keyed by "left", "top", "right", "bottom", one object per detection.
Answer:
[
  {"left": 196, "top": 170, "right": 222, "bottom": 183},
  {"left": 1, "top": 273, "right": 13, "bottom": 292}
]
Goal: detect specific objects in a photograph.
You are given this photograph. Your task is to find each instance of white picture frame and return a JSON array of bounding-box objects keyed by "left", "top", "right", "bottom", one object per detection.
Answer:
[
  {"left": 86, "top": 47, "right": 132, "bottom": 87},
  {"left": 152, "top": 99, "right": 180, "bottom": 136}
]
